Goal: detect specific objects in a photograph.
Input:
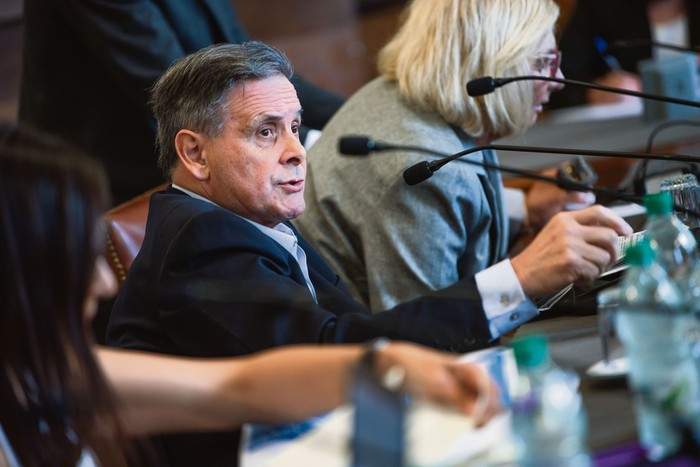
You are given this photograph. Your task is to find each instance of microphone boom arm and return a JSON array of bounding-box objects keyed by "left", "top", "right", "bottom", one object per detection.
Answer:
[
  {"left": 413, "top": 145, "right": 642, "bottom": 203},
  {"left": 429, "top": 143, "right": 700, "bottom": 173},
  {"left": 486, "top": 75, "right": 700, "bottom": 108}
]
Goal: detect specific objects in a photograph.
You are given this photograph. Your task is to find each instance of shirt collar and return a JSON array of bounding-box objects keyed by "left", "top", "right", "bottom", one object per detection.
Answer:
[{"left": 170, "top": 183, "right": 297, "bottom": 249}]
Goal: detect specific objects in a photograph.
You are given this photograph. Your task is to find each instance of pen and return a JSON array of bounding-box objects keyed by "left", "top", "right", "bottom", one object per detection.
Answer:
[{"left": 595, "top": 36, "right": 623, "bottom": 71}]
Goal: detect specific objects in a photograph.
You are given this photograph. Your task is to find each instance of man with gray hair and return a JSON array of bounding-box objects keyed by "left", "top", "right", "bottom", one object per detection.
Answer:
[{"left": 107, "top": 41, "right": 629, "bottom": 466}]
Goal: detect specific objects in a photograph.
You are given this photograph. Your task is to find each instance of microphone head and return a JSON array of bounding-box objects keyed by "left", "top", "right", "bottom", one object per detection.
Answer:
[
  {"left": 403, "top": 161, "right": 434, "bottom": 186},
  {"left": 466, "top": 77, "right": 496, "bottom": 96},
  {"left": 338, "top": 135, "right": 376, "bottom": 156}
]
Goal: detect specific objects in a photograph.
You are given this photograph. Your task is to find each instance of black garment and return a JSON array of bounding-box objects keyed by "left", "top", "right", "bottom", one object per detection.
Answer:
[
  {"left": 550, "top": 0, "right": 700, "bottom": 108},
  {"left": 106, "top": 187, "right": 519, "bottom": 466},
  {"left": 19, "top": 0, "right": 344, "bottom": 205}
]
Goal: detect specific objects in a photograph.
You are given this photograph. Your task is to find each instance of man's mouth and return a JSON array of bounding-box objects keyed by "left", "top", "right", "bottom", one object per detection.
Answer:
[{"left": 279, "top": 179, "right": 305, "bottom": 192}]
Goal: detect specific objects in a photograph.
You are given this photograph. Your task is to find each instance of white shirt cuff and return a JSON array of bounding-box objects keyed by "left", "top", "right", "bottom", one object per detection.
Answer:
[{"left": 475, "top": 259, "right": 538, "bottom": 339}]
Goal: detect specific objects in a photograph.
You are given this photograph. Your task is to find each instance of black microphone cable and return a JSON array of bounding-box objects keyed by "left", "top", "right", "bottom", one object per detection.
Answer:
[{"left": 624, "top": 120, "right": 700, "bottom": 195}]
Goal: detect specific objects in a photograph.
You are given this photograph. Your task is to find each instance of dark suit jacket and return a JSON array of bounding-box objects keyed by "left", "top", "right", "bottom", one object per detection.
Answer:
[
  {"left": 106, "top": 187, "right": 523, "bottom": 466},
  {"left": 19, "top": 0, "right": 343, "bottom": 204},
  {"left": 550, "top": 0, "right": 700, "bottom": 108}
]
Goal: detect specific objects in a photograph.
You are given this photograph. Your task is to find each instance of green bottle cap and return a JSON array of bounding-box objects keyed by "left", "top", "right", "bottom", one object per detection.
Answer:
[
  {"left": 511, "top": 334, "right": 549, "bottom": 369},
  {"left": 625, "top": 238, "right": 654, "bottom": 267},
  {"left": 643, "top": 191, "right": 673, "bottom": 216}
]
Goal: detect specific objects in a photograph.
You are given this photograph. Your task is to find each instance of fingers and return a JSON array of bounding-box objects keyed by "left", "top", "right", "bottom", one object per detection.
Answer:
[
  {"left": 578, "top": 223, "right": 620, "bottom": 260},
  {"left": 469, "top": 366, "right": 501, "bottom": 427},
  {"left": 525, "top": 178, "right": 597, "bottom": 229},
  {"left": 513, "top": 205, "right": 629, "bottom": 296},
  {"left": 566, "top": 236, "right": 614, "bottom": 282},
  {"left": 386, "top": 344, "right": 500, "bottom": 422},
  {"left": 567, "top": 191, "right": 595, "bottom": 204},
  {"left": 449, "top": 364, "right": 501, "bottom": 427},
  {"left": 569, "top": 205, "right": 632, "bottom": 235},
  {"left": 563, "top": 191, "right": 596, "bottom": 211}
]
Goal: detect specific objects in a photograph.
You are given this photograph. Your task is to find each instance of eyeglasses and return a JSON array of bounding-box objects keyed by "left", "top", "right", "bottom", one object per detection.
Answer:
[{"left": 532, "top": 50, "right": 562, "bottom": 77}]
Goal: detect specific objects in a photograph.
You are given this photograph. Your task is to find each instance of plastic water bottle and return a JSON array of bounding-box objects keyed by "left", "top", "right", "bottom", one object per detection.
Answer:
[
  {"left": 659, "top": 173, "right": 700, "bottom": 232},
  {"left": 614, "top": 240, "right": 700, "bottom": 461},
  {"left": 642, "top": 191, "right": 699, "bottom": 290},
  {"left": 510, "top": 334, "right": 591, "bottom": 467}
]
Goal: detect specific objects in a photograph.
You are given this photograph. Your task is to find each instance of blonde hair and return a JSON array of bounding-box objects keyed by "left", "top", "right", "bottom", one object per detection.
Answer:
[{"left": 378, "top": 0, "right": 559, "bottom": 138}]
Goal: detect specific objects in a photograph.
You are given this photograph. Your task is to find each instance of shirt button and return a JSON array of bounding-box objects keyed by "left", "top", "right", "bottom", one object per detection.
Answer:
[
  {"left": 500, "top": 294, "right": 510, "bottom": 307},
  {"left": 510, "top": 313, "right": 520, "bottom": 321}
]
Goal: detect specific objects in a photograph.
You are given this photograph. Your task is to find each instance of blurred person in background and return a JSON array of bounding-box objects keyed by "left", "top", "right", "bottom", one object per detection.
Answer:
[
  {"left": 550, "top": 0, "right": 700, "bottom": 107},
  {"left": 19, "top": 0, "right": 344, "bottom": 205}
]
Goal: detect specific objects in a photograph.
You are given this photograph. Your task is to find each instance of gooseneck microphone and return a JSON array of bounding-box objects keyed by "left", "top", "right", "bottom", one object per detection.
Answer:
[
  {"left": 401, "top": 145, "right": 606, "bottom": 190},
  {"left": 402, "top": 143, "right": 700, "bottom": 186},
  {"left": 338, "top": 136, "right": 700, "bottom": 207},
  {"left": 338, "top": 136, "right": 624, "bottom": 202},
  {"left": 339, "top": 135, "right": 446, "bottom": 158},
  {"left": 466, "top": 75, "right": 700, "bottom": 108}
]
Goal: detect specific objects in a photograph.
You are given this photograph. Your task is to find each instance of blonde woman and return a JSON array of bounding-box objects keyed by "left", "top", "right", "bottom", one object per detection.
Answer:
[{"left": 296, "top": 0, "right": 629, "bottom": 319}]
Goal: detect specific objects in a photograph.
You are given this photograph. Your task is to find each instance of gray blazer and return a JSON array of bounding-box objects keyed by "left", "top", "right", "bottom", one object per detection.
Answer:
[{"left": 294, "top": 78, "right": 509, "bottom": 311}]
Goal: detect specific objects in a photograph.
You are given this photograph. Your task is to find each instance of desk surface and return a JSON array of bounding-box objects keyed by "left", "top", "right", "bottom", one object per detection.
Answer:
[{"left": 498, "top": 103, "right": 700, "bottom": 171}]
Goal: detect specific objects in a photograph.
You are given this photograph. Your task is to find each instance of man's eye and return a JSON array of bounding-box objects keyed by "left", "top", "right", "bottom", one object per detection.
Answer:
[
  {"left": 292, "top": 124, "right": 300, "bottom": 134},
  {"left": 260, "top": 128, "right": 272, "bottom": 137}
]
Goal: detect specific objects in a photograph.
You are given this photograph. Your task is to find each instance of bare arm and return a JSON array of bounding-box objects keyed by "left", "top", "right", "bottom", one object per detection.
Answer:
[{"left": 96, "top": 343, "right": 500, "bottom": 436}]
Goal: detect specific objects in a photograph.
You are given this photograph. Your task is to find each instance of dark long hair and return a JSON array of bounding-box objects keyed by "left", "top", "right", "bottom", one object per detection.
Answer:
[{"left": 0, "top": 124, "right": 127, "bottom": 466}]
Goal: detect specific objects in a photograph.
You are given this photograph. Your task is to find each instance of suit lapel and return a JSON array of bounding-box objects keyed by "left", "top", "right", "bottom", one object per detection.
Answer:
[
  {"left": 450, "top": 127, "right": 507, "bottom": 265},
  {"left": 480, "top": 149, "right": 508, "bottom": 263}
]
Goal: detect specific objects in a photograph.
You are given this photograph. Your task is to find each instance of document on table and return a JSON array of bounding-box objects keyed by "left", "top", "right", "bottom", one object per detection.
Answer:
[
  {"left": 242, "top": 347, "right": 518, "bottom": 467},
  {"left": 243, "top": 404, "right": 511, "bottom": 467}
]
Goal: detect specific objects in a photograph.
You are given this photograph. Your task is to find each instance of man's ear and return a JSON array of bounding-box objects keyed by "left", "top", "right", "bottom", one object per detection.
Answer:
[{"left": 174, "top": 130, "right": 209, "bottom": 180}]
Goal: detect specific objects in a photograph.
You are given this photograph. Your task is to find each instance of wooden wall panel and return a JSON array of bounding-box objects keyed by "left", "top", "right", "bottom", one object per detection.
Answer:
[
  {"left": 1, "top": 0, "right": 578, "bottom": 123},
  {"left": 231, "top": 0, "right": 404, "bottom": 97}
]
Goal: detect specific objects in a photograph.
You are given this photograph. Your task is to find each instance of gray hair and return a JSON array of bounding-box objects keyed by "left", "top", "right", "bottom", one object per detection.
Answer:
[{"left": 150, "top": 41, "right": 294, "bottom": 178}]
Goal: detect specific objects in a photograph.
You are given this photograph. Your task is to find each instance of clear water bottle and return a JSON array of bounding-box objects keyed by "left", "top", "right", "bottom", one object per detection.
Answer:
[
  {"left": 614, "top": 240, "right": 700, "bottom": 461},
  {"left": 642, "top": 191, "right": 699, "bottom": 290},
  {"left": 684, "top": 259, "right": 700, "bottom": 321},
  {"left": 659, "top": 173, "right": 700, "bottom": 231},
  {"left": 510, "top": 334, "right": 591, "bottom": 467}
]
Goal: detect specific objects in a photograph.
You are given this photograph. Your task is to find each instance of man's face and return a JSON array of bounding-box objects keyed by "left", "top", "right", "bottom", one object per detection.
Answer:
[{"left": 204, "top": 75, "right": 306, "bottom": 227}]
